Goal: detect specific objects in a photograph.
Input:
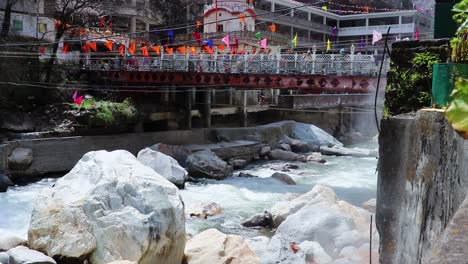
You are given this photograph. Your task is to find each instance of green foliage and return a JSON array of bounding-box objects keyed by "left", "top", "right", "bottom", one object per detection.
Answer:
[
  {"left": 384, "top": 51, "right": 442, "bottom": 116},
  {"left": 451, "top": 0, "right": 468, "bottom": 63},
  {"left": 74, "top": 98, "right": 138, "bottom": 127},
  {"left": 445, "top": 78, "right": 468, "bottom": 139}
]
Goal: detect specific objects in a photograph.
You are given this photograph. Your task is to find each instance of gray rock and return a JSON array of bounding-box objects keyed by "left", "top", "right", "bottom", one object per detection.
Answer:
[
  {"left": 277, "top": 143, "right": 292, "bottom": 152},
  {"left": 150, "top": 143, "right": 192, "bottom": 167},
  {"left": 292, "top": 122, "right": 343, "bottom": 151},
  {"left": 238, "top": 172, "right": 257, "bottom": 178},
  {"left": 283, "top": 164, "right": 299, "bottom": 170},
  {"left": 242, "top": 211, "right": 273, "bottom": 228},
  {"left": 7, "top": 148, "right": 33, "bottom": 170},
  {"left": 320, "top": 146, "right": 370, "bottom": 157},
  {"left": 0, "top": 232, "right": 27, "bottom": 251},
  {"left": 290, "top": 140, "right": 309, "bottom": 153},
  {"left": 0, "top": 252, "right": 9, "bottom": 264},
  {"left": 271, "top": 172, "right": 296, "bottom": 185},
  {"left": 0, "top": 111, "right": 35, "bottom": 132},
  {"left": 259, "top": 146, "right": 271, "bottom": 157},
  {"left": 269, "top": 149, "right": 299, "bottom": 161},
  {"left": 7, "top": 246, "right": 56, "bottom": 264},
  {"left": 228, "top": 159, "right": 248, "bottom": 170},
  {"left": 186, "top": 150, "right": 233, "bottom": 180},
  {"left": 0, "top": 174, "right": 13, "bottom": 193}
]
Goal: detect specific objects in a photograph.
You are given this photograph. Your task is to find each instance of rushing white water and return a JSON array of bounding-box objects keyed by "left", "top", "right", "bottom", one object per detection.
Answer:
[{"left": 0, "top": 142, "right": 378, "bottom": 240}]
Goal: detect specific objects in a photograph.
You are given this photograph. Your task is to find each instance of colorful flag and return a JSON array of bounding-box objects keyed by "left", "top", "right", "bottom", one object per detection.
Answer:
[
  {"left": 204, "top": 39, "right": 213, "bottom": 49},
  {"left": 322, "top": 6, "right": 327, "bottom": 11},
  {"left": 166, "top": 47, "right": 174, "bottom": 55},
  {"left": 189, "top": 46, "right": 196, "bottom": 55},
  {"left": 108, "top": 19, "right": 112, "bottom": 31},
  {"left": 118, "top": 45, "right": 125, "bottom": 56},
  {"left": 39, "top": 45, "right": 46, "bottom": 54},
  {"left": 62, "top": 42, "right": 69, "bottom": 53},
  {"left": 193, "top": 32, "right": 201, "bottom": 45},
  {"left": 196, "top": 20, "right": 201, "bottom": 29},
  {"left": 291, "top": 33, "right": 297, "bottom": 48},
  {"left": 177, "top": 46, "right": 187, "bottom": 55},
  {"left": 415, "top": 26, "right": 419, "bottom": 40},
  {"left": 239, "top": 14, "right": 246, "bottom": 24},
  {"left": 151, "top": 46, "right": 161, "bottom": 55},
  {"left": 88, "top": 42, "right": 97, "bottom": 52},
  {"left": 326, "top": 39, "right": 331, "bottom": 51},
  {"left": 128, "top": 40, "right": 136, "bottom": 55},
  {"left": 222, "top": 35, "right": 230, "bottom": 49},
  {"left": 260, "top": 38, "right": 267, "bottom": 49},
  {"left": 82, "top": 43, "right": 89, "bottom": 52},
  {"left": 168, "top": 30, "right": 174, "bottom": 42},
  {"left": 268, "top": 24, "right": 276, "bottom": 33},
  {"left": 372, "top": 30, "right": 382, "bottom": 45},
  {"left": 332, "top": 26, "right": 338, "bottom": 41},
  {"left": 104, "top": 40, "right": 113, "bottom": 51},
  {"left": 141, "top": 46, "right": 149, "bottom": 57},
  {"left": 72, "top": 90, "right": 83, "bottom": 106},
  {"left": 217, "top": 44, "right": 225, "bottom": 51},
  {"left": 255, "top": 31, "right": 262, "bottom": 40},
  {"left": 204, "top": 45, "right": 213, "bottom": 54},
  {"left": 99, "top": 16, "right": 106, "bottom": 27}
]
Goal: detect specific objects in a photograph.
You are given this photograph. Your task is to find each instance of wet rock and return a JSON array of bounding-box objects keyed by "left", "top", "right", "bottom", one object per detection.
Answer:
[
  {"left": 184, "top": 228, "right": 259, "bottom": 264},
  {"left": 150, "top": 143, "right": 192, "bottom": 167},
  {"left": 283, "top": 164, "right": 299, "bottom": 170},
  {"left": 259, "top": 146, "right": 271, "bottom": 157},
  {"left": 0, "top": 111, "right": 35, "bottom": 132},
  {"left": 242, "top": 211, "right": 274, "bottom": 228},
  {"left": 362, "top": 198, "right": 376, "bottom": 213},
  {"left": 307, "top": 152, "right": 327, "bottom": 163},
  {"left": 271, "top": 173, "right": 296, "bottom": 185},
  {"left": 7, "top": 246, "right": 56, "bottom": 264},
  {"left": 238, "top": 172, "right": 257, "bottom": 178},
  {"left": 269, "top": 149, "right": 299, "bottom": 161},
  {"left": 320, "top": 146, "right": 371, "bottom": 157},
  {"left": 229, "top": 159, "right": 248, "bottom": 170},
  {"left": 28, "top": 150, "right": 186, "bottom": 264},
  {"left": 7, "top": 148, "right": 33, "bottom": 170},
  {"left": 188, "top": 202, "right": 223, "bottom": 219},
  {"left": 281, "top": 137, "right": 309, "bottom": 153},
  {"left": 292, "top": 122, "right": 343, "bottom": 151},
  {"left": 278, "top": 143, "right": 292, "bottom": 152},
  {"left": 0, "top": 174, "right": 13, "bottom": 193},
  {"left": 137, "top": 147, "right": 188, "bottom": 188},
  {"left": 186, "top": 150, "right": 233, "bottom": 180},
  {"left": 0, "top": 232, "right": 27, "bottom": 251},
  {"left": 299, "top": 241, "right": 332, "bottom": 264}
]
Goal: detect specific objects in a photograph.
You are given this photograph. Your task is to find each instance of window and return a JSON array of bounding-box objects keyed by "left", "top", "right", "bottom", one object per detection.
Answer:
[
  {"left": 13, "top": 19, "right": 23, "bottom": 32},
  {"left": 39, "top": 23, "right": 47, "bottom": 33},
  {"left": 217, "top": 24, "right": 223, "bottom": 32}
]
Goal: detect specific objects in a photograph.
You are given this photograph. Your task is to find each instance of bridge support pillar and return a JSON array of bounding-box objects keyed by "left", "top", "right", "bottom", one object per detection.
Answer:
[
  {"left": 229, "top": 87, "right": 233, "bottom": 106},
  {"left": 240, "top": 90, "right": 248, "bottom": 127},
  {"left": 185, "top": 88, "right": 192, "bottom": 129},
  {"left": 203, "top": 89, "right": 211, "bottom": 128}
]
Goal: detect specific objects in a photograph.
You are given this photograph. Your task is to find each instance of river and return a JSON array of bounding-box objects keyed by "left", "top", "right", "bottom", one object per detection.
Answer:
[{"left": 0, "top": 141, "right": 378, "bottom": 241}]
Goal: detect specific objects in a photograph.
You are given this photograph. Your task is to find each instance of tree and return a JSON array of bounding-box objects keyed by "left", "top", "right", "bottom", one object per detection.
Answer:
[{"left": 0, "top": 0, "right": 27, "bottom": 38}]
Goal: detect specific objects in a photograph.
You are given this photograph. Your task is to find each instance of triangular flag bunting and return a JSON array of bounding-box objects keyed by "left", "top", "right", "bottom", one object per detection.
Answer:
[
  {"left": 217, "top": 44, "right": 225, "bottom": 51},
  {"left": 196, "top": 20, "right": 201, "bottom": 29},
  {"left": 260, "top": 38, "right": 267, "bottom": 49},
  {"left": 291, "top": 33, "right": 297, "bottom": 48},
  {"left": 326, "top": 39, "right": 331, "bottom": 51},
  {"left": 204, "top": 39, "right": 213, "bottom": 49},
  {"left": 62, "top": 42, "right": 69, "bottom": 53},
  {"left": 255, "top": 31, "right": 262, "bottom": 40},
  {"left": 141, "top": 46, "right": 149, "bottom": 57},
  {"left": 189, "top": 46, "right": 196, "bottom": 55},
  {"left": 166, "top": 47, "right": 174, "bottom": 55},
  {"left": 222, "top": 35, "right": 230, "bottom": 49},
  {"left": 128, "top": 40, "right": 136, "bottom": 55},
  {"left": 74, "top": 96, "right": 84, "bottom": 106},
  {"left": 239, "top": 14, "right": 246, "bottom": 24},
  {"left": 322, "top": 6, "right": 327, "bottom": 11},
  {"left": 193, "top": 32, "right": 201, "bottom": 45},
  {"left": 268, "top": 24, "right": 276, "bottom": 33},
  {"left": 39, "top": 45, "right": 46, "bottom": 54},
  {"left": 72, "top": 90, "right": 77, "bottom": 100},
  {"left": 104, "top": 40, "right": 113, "bottom": 51},
  {"left": 372, "top": 30, "right": 382, "bottom": 45},
  {"left": 151, "top": 46, "right": 161, "bottom": 55},
  {"left": 88, "top": 42, "right": 97, "bottom": 52},
  {"left": 177, "top": 46, "right": 187, "bottom": 55},
  {"left": 118, "top": 45, "right": 125, "bottom": 56},
  {"left": 415, "top": 27, "right": 419, "bottom": 40}
]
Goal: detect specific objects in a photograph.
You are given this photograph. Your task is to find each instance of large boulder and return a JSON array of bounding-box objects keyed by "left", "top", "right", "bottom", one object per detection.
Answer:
[
  {"left": 184, "top": 229, "right": 259, "bottom": 264},
  {"left": 0, "top": 173, "right": 13, "bottom": 193},
  {"left": 320, "top": 146, "right": 371, "bottom": 157},
  {"left": 228, "top": 159, "right": 248, "bottom": 170},
  {"left": 0, "top": 232, "right": 27, "bottom": 251},
  {"left": 271, "top": 172, "right": 296, "bottom": 185},
  {"left": 7, "top": 148, "right": 33, "bottom": 170},
  {"left": 292, "top": 123, "right": 343, "bottom": 151},
  {"left": 6, "top": 246, "right": 56, "bottom": 264},
  {"left": 245, "top": 236, "right": 269, "bottom": 260},
  {"left": 186, "top": 150, "right": 232, "bottom": 180},
  {"left": 0, "top": 252, "right": 9, "bottom": 264},
  {"left": 28, "top": 150, "right": 186, "bottom": 264},
  {"left": 269, "top": 149, "right": 299, "bottom": 161},
  {"left": 137, "top": 148, "right": 188, "bottom": 188},
  {"left": 242, "top": 211, "right": 274, "bottom": 228},
  {"left": 149, "top": 143, "right": 192, "bottom": 167}
]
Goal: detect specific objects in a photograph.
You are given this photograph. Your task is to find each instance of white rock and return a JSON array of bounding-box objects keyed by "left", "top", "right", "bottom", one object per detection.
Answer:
[
  {"left": 339, "top": 246, "right": 357, "bottom": 258},
  {"left": 28, "top": 150, "right": 185, "bottom": 264},
  {"left": 0, "top": 231, "right": 27, "bottom": 251},
  {"left": 7, "top": 148, "right": 33, "bottom": 170},
  {"left": 246, "top": 236, "right": 269, "bottom": 259},
  {"left": 260, "top": 234, "right": 304, "bottom": 264},
  {"left": 362, "top": 198, "right": 376, "bottom": 213},
  {"left": 187, "top": 202, "right": 223, "bottom": 218},
  {"left": 184, "top": 228, "right": 259, "bottom": 264},
  {"left": 7, "top": 246, "right": 56, "bottom": 264},
  {"left": 292, "top": 123, "right": 343, "bottom": 151},
  {"left": 186, "top": 150, "right": 233, "bottom": 180},
  {"left": 106, "top": 261, "right": 136, "bottom": 264},
  {"left": 320, "top": 146, "right": 370, "bottom": 157},
  {"left": 0, "top": 252, "right": 9, "bottom": 264},
  {"left": 137, "top": 147, "right": 188, "bottom": 188},
  {"left": 299, "top": 241, "right": 332, "bottom": 264}
]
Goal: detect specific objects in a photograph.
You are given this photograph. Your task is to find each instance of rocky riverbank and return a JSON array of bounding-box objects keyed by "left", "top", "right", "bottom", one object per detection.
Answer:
[{"left": 0, "top": 121, "right": 378, "bottom": 264}]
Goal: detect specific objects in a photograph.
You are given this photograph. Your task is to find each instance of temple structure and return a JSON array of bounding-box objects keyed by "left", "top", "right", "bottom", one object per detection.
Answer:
[{"left": 203, "top": 0, "right": 256, "bottom": 33}]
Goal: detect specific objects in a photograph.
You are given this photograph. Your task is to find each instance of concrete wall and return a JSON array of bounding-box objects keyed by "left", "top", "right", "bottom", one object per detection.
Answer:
[
  {"left": 2, "top": 129, "right": 210, "bottom": 179},
  {"left": 376, "top": 110, "right": 467, "bottom": 264}
]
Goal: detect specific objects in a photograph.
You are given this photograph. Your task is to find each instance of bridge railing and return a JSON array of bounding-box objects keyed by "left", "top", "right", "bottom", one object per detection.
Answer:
[{"left": 90, "top": 53, "right": 389, "bottom": 76}]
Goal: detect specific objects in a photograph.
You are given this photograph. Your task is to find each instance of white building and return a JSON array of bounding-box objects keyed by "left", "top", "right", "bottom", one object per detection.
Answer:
[
  {"left": 203, "top": 0, "right": 256, "bottom": 33},
  {"left": 0, "top": 0, "right": 55, "bottom": 41}
]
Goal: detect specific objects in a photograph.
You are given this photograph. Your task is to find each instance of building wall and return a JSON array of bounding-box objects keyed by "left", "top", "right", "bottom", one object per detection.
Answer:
[{"left": 204, "top": 10, "right": 255, "bottom": 33}]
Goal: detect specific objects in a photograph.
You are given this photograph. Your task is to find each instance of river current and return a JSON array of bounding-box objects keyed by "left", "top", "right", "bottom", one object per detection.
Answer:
[{"left": 0, "top": 142, "right": 378, "bottom": 240}]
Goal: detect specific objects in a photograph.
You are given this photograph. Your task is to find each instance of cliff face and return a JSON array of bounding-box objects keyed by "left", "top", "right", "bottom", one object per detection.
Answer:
[{"left": 376, "top": 110, "right": 467, "bottom": 264}]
